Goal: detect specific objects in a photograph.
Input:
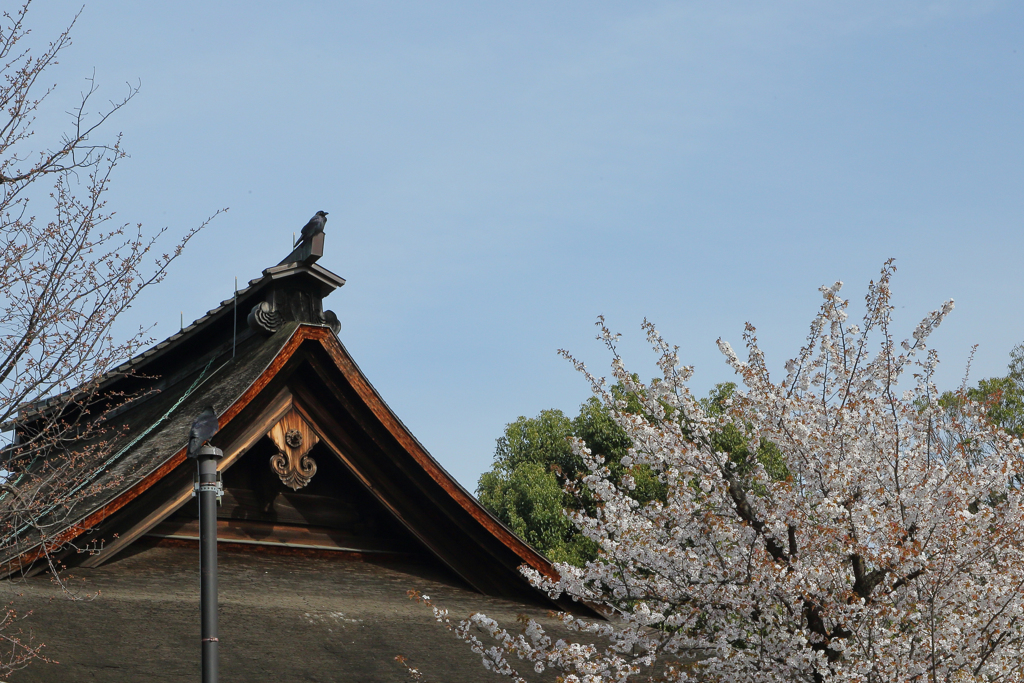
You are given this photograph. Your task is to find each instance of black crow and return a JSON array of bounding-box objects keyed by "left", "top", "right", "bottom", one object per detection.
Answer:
[
  {"left": 188, "top": 406, "right": 219, "bottom": 457},
  {"left": 298, "top": 210, "right": 328, "bottom": 244}
]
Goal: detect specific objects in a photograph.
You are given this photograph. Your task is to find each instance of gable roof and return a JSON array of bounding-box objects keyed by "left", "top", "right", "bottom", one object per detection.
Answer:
[{"left": 2, "top": 243, "right": 581, "bottom": 611}]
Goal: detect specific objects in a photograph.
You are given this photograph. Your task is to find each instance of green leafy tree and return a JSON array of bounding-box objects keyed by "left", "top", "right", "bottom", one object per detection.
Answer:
[
  {"left": 940, "top": 342, "right": 1024, "bottom": 439},
  {"left": 477, "top": 408, "right": 596, "bottom": 565},
  {"left": 700, "top": 382, "right": 789, "bottom": 482},
  {"left": 478, "top": 382, "right": 777, "bottom": 566},
  {"left": 969, "top": 342, "right": 1024, "bottom": 436}
]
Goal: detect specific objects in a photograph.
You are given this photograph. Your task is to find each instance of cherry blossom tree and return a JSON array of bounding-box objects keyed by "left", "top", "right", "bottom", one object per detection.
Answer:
[
  {"left": 0, "top": 3, "right": 218, "bottom": 673},
  {"left": 408, "top": 261, "right": 1024, "bottom": 683}
]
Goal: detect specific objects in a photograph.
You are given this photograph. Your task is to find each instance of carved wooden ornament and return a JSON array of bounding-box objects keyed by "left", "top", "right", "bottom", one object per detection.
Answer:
[{"left": 267, "top": 409, "right": 320, "bottom": 490}]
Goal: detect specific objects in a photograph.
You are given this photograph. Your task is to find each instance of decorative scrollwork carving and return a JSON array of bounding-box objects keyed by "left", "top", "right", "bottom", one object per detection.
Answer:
[
  {"left": 270, "top": 450, "right": 317, "bottom": 490},
  {"left": 266, "top": 409, "right": 320, "bottom": 491}
]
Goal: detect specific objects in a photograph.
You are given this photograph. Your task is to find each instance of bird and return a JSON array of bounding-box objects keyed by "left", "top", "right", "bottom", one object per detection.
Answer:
[
  {"left": 188, "top": 406, "right": 219, "bottom": 457},
  {"left": 298, "top": 210, "right": 328, "bottom": 245}
]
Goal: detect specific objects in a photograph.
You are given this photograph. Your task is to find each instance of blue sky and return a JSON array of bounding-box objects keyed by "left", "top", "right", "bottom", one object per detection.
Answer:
[{"left": 24, "top": 1, "right": 1024, "bottom": 489}]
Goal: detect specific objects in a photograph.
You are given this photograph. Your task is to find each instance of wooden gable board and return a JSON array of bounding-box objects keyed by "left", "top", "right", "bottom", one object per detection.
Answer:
[{"left": 6, "top": 324, "right": 573, "bottom": 609}]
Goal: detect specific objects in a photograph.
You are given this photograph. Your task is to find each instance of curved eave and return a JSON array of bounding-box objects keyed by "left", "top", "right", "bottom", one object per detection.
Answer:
[
  {"left": 10, "top": 326, "right": 559, "bottom": 593},
  {"left": 312, "top": 332, "right": 559, "bottom": 583}
]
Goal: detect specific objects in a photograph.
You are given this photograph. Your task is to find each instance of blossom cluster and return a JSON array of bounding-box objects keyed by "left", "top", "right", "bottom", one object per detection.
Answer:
[{"left": 414, "top": 262, "right": 1024, "bottom": 683}]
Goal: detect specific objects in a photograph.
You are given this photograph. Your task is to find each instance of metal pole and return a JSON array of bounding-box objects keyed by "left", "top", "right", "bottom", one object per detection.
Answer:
[{"left": 196, "top": 445, "right": 223, "bottom": 683}]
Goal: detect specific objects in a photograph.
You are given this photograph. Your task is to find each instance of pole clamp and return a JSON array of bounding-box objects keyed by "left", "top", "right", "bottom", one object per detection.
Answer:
[{"left": 193, "top": 470, "right": 224, "bottom": 505}]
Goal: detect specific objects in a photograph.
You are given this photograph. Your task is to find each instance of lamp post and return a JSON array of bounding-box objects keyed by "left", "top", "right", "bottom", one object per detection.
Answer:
[{"left": 193, "top": 444, "right": 223, "bottom": 683}]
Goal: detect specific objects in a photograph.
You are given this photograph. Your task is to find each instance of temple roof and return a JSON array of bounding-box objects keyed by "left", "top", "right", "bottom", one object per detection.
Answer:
[
  {"left": 2, "top": 234, "right": 582, "bottom": 612},
  {"left": 5, "top": 543, "right": 567, "bottom": 683}
]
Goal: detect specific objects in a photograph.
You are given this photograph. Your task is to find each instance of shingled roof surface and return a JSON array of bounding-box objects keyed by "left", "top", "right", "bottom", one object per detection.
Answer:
[
  {"left": 4, "top": 543, "right": 567, "bottom": 683},
  {"left": 0, "top": 325, "right": 297, "bottom": 568},
  {"left": 65, "top": 325, "right": 296, "bottom": 513}
]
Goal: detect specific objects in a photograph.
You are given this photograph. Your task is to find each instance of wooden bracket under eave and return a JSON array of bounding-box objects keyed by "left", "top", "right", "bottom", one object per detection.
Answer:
[{"left": 268, "top": 408, "right": 320, "bottom": 490}]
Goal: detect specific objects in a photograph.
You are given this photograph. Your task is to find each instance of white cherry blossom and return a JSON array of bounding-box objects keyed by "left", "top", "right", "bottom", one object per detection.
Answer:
[{"left": 408, "top": 262, "right": 1024, "bottom": 683}]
